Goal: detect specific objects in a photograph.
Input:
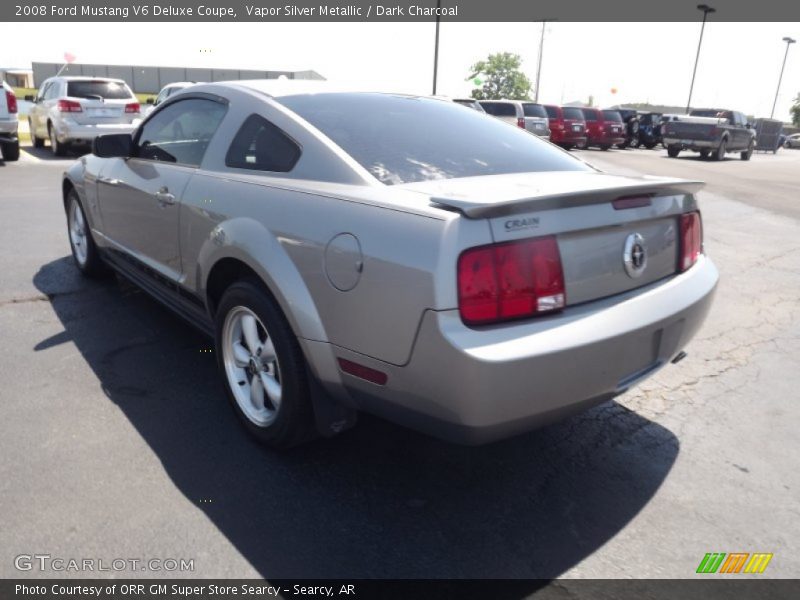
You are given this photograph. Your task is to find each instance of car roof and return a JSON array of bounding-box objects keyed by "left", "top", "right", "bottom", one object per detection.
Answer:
[
  {"left": 50, "top": 76, "right": 126, "bottom": 83},
  {"left": 229, "top": 79, "right": 406, "bottom": 98}
]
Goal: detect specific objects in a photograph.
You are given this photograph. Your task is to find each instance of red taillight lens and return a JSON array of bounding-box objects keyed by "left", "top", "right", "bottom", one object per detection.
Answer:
[
  {"left": 6, "top": 90, "right": 18, "bottom": 114},
  {"left": 125, "top": 102, "right": 140, "bottom": 113},
  {"left": 517, "top": 117, "right": 526, "bottom": 128},
  {"left": 57, "top": 99, "right": 82, "bottom": 113},
  {"left": 679, "top": 212, "right": 703, "bottom": 272},
  {"left": 458, "top": 237, "right": 565, "bottom": 325}
]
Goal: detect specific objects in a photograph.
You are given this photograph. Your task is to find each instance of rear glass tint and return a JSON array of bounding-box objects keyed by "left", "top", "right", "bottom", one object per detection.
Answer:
[
  {"left": 582, "top": 109, "right": 598, "bottom": 121},
  {"left": 522, "top": 103, "right": 547, "bottom": 118},
  {"left": 563, "top": 107, "right": 584, "bottom": 120},
  {"left": 602, "top": 110, "right": 623, "bottom": 122},
  {"left": 480, "top": 102, "right": 516, "bottom": 117},
  {"left": 278, "top": 93, "right": 590, "bottom": 185},
  {"left": 544, "top": 105, "right": 558, "bottom": 118},
  {"left": 67, "top": 80, "right": 133, "bottom": 100}
]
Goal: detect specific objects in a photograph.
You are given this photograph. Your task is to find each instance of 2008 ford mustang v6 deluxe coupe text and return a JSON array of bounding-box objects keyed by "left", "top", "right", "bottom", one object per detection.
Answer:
[{"left": 62, "top": 81, "right": 718, "bottom": 447}]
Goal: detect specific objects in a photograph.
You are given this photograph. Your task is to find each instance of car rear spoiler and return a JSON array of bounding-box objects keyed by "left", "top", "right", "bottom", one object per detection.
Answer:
[{"left": 429, "top": 179, "right": 705, "bottom": 219}]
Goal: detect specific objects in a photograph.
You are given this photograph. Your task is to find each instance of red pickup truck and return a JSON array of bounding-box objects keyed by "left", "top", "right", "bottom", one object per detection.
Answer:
[{"left": 580, "top": 108, "right": 625, "bottom": 150}]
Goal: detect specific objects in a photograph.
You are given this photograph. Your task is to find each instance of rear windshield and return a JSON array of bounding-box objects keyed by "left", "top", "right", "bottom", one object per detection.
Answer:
[
  {"left": 602, "top": 110, "right": 623, "bottom": 122},
  {"left": 480, "top": 102, "right": 516, "bottom": 117},
  {"left": 278, "top": 93, "right": 591, "bottom": 185},
  {"left": 544, "top": 105, "right": 558, "bottom": 118},
  {"left": 563, "top": 107, "right": 585, "bottom": 120},
  {"left": 582, "top": 109, "right": 598, "bottom": 122},
  {"left": 67, "top": 80, "right": 133, "bottom": 100},
  {"left": 522, "top": 103, "right": 547, "bottom": 118}
]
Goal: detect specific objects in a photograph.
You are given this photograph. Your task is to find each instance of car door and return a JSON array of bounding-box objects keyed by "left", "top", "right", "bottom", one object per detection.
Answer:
[{"left": 97, "top": 96, "right": 227, "bottom": 282}]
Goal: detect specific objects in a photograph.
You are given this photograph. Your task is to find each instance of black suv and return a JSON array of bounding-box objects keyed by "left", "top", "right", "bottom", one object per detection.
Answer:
[
  {"left": 606, "top": 107, "right": 640, "bottom": 149},
  {"left": 636, "top": 112, "right": 663, "bottom": 149}
]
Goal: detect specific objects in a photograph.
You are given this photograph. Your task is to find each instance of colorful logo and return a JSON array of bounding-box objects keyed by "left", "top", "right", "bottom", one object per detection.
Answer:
[{"left": 696, "top": 552, "right": 773, "bottom": 574}]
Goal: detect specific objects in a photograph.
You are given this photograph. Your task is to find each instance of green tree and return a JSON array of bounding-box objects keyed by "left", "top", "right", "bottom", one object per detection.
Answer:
[
  {"left": 467, "top": 52, "right": 532, "bottom": 101},
  {"left": 791, "top": 93, "right": 800, "bottom": 127}
]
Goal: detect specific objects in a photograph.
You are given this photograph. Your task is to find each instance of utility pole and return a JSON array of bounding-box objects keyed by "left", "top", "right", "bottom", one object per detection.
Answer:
[
  {"left": 534, "top": 21, "right": 547, "bottom": 102},
  {"left": 771, "top": 37, "right": 796, "bottom": 119},
  {"left": 432, "top": 0, "right": 441, "bottom": 95}
]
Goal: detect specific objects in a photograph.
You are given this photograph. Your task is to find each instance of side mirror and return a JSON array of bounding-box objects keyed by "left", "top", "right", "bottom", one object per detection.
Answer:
[
  {"left": 24, "top": 95, "right": 35, "bottom": 102},
  {"left": 93, "top": 133, "right": 134, "bottom": 158},
  {"left": 146, "top": 98, "right": 155, "bottom": 105}
]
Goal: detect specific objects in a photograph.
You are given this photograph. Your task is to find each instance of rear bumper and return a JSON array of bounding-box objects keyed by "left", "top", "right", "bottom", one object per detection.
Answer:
[
  {"left": 0, "top": 118, "right": 18, "bottom": 141},
  {"left": 339, "top": 256, "right": 718, "bottom": 444},
  {"left": 550, "top": 130, "right": 587, "bottom": 146},
  {"left": 587, "top": 134, "right": 626, "bottom": 146},
  {"left": 52, "top": 120, "right": 138, "bottom": 143},
  {"left": 663, "top": 137, "right": 717, "bottom": 150}
]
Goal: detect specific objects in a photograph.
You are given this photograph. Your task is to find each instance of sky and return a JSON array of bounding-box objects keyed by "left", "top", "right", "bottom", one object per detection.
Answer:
[{"left": 3, "top": 21, "right": 799, "bottom": 121}]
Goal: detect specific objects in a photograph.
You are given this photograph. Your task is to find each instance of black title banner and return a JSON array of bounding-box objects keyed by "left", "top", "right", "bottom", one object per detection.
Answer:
[{"left": 5, "top": 0, "right": 800, "bottom": 22}]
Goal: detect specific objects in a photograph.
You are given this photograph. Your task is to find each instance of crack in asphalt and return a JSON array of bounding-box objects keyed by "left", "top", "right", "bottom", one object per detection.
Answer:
[{"left": 0, "top": 289, "right": 84, "bottom": 307}]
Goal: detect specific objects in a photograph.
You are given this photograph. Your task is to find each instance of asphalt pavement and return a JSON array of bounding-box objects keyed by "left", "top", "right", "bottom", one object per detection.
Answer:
[{"left": 0, "top": 143, "right": 798, "bottom": 580}]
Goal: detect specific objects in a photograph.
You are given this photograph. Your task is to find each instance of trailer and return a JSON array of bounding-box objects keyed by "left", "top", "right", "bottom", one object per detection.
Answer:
[{"left": 754, "top": 118, "right": 784, "bottom": 153}]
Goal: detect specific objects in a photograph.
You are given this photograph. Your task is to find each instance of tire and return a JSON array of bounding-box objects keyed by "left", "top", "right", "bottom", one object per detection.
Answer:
[
  {"left": 215, "top": 280, "right": 315, "bottom": 448},
  {"left": 562, "top": 144, "right": 573, "bottom": 151},
  {"left": 1, "top": 140, "right": 20, "bottom": 161},
  {"left": 713, "top": 138, "right": 727, "bottom": 161},
  {"left": 600, "top": 144, "right": 611, "bottom": 151},
  {"left": 629, "top": 134, "right": 639, "bottom": 148},
  {"left": 667, "top": 145, "right": 680, "bottom": 158},
  {"left": 617, "top": 142, "right": 628, "bottom": 149},
  {"left": 699, "top": 149, "right": 710, "bottom": 159},
  {"left": 741, "top": 140, "right": 754, "bottom": 161},
  {"left": 49, "top": 123, "right": 68, "bottom": 157},
  {"left": 630, "top": 120, "right": 640, "bottom": 134},
  {"left": 645, "top": 143, "right": 657, "bottom": 150},
  {"left": 29, "top": 120, "right": 45, "bottom": 148},
  {"left": 66, "top": 190, "right": 107, "bottom": 277}
]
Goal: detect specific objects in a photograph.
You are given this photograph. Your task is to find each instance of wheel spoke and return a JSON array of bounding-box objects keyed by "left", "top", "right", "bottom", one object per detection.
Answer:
[
  {"left": 259, "top": 371, "right": 282, "bottom": 409},
  {"left": 260, "top": 337, "right": 276, "bottom": 361},
  {"left": 249, "top": 374, "right": 265, "bottom": 412},
  {"left": 232, "top": 341, "right": 250, "bottom": 367},
  {"left": 241, "top": 314, "right": 261, "bottom": 354}
]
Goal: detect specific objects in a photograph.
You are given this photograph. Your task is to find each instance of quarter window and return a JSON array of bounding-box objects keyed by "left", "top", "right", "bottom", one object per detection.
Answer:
[
  {"left": 481, "top": 102, "right": 516, "bottom": 117},
  {"left": 225, "top": 114, "right": 301, "bottom": 173},
  {"left": 135, "top": 97, "right": 227, "bottom": 167}
]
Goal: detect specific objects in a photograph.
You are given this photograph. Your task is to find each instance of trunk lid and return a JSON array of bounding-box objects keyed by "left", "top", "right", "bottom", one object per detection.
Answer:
[
  {"left": 404, "top": 171, "right": 703, "bottom": 305},
  {"left": 664, "top": 120, "right": 719, "bottom": 140},
  {"left": 523, "top": 116, "right": 549, "bottom": 135}
]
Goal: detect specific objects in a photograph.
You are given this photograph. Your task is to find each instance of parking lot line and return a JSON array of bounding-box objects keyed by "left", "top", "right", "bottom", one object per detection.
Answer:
[{"left": 19, "top": 149, "right": 41, "bottom": 163}]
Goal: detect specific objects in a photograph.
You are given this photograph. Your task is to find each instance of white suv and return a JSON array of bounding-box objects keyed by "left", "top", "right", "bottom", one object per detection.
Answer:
[
  {"left": 26, "top": 76, "right": 141, "bottom": 156},
  {"left": 478, "top": 99, "right": 551, "bottom": 139},
  {"left": 0, "top": 81, "right": 19, "bottom": 161}
]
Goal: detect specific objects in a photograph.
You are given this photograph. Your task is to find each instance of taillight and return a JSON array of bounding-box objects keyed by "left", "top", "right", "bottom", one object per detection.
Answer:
[
  {"left": 57, "top": 99, "right": 82, "bottom": 113},
  {"left": 125, "top": 102, "right": 140, "bottom": 113},
  {"left": 517, "top": 117, "right": 526, "bottom": 128},
  {"left": 552, "top": 121, "right": 564, "bottom": 130},
  {"left": 679, "top": 212, "right": 703, "bottom": 272},
  {"left": 458, "top": 236, "right": 565, "bottom": 326},
  {"left": 5, "top": 90, "right": 17, "bottom": 114}
]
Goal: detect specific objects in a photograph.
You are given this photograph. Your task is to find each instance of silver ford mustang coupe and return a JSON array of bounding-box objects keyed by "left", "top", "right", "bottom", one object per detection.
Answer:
[{"left": 63, "top": 81, "right": 718, "bottom": 447}]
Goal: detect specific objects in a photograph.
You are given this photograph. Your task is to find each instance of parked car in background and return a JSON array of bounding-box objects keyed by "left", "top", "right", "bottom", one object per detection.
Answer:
[
  {"left": 0, "top": 81, "right": 20, "bottom": 161},
  {"left": 145, "top": 81, "right": 197, "bottom": 115},
  {"left": 479, "top": 99, "right": 551, "bottom": 138},
  {"left": 543, "top": 104, "right": 587, "bottom": 150},
  {"left": 451, "top": 98, "right": 486, "bottom": 112},
  {"left": 65, "top": 82, "right": 717, "bottom": 447},
  {"left": 25, "top": 76, "right": 141, "bottom": 156},
  {"left": 581, "top": 108, "right": 625, "bottom": 150},
  {"left": 608, "top": 107, "right": 640, "bottom": 149},
  {"left": 662, "top": 108, "right": 756, "bottom": 161},
  {"left": 784, "top": 133, "right": 800, "bottom": 148},
  {"left": 635, "top": 112, "right": 663, "bottom": 149}
]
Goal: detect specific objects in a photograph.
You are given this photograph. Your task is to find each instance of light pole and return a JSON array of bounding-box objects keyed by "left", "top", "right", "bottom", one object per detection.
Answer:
[
  {"left": 533, "top": 20, "right": 554, "bottom": 103},
  {"left": 771, "top": 37, "right": 796, "bottom": 119},
  {"left": 686, "top": 4, "right": 716, "bottom": 113},
  {"left": 432, "top": 0, "right": 441, "bottom": 95}
]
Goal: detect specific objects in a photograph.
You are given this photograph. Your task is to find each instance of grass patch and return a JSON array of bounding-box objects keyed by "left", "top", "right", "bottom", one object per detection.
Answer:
[
  {"left": 13, "top": 87, "right": 37, "bottom": 99},
  {"left": 135, "top": 93, "right": 157, "bottom": 104}
]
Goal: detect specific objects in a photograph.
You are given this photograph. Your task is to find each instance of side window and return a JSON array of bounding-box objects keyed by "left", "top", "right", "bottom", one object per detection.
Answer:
[
  {"left": 225, "top": 114, "right": 301, "bottom": 173},
  {"left": 480, "top": 102, "right": 498, "bottom": 115},
  {"left": 154, "top": 88, "right": 170, "bottom": 106},
  {"left": 36, "top": 82, "right": 50, "bottom": 102},
  {"left": 135, "top": 97, "right": 227, "bottom": 167}
]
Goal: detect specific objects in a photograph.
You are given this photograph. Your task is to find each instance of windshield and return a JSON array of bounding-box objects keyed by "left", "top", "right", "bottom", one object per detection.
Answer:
[
  {"left": 602, "top": 110, "right": 623, "bottom": 122},
  {"left": 67, "top": 80, "right": 133, "bottom": 100},
  {"left": 278, "top": 93, "right": 590, "bottom": 185}
]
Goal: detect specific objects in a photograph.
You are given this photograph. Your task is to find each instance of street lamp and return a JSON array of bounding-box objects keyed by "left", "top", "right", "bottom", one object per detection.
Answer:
[
  {"left": 432, "top": 0, "right": 441, "bottom": 95},
  {"left": 686, "top": 4, "right": 716, "bottom": 113},
  {"left": 770, "top": 36, "right": 796, "bottom": 119}
]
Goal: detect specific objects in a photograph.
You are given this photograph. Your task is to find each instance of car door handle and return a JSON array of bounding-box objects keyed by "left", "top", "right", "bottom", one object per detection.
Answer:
[
  {"left": 98, "top": 177, "right": 120, "bottom": 186},
  {"left": 154, "top": 187, "right": 176, "bottom": 207}
]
